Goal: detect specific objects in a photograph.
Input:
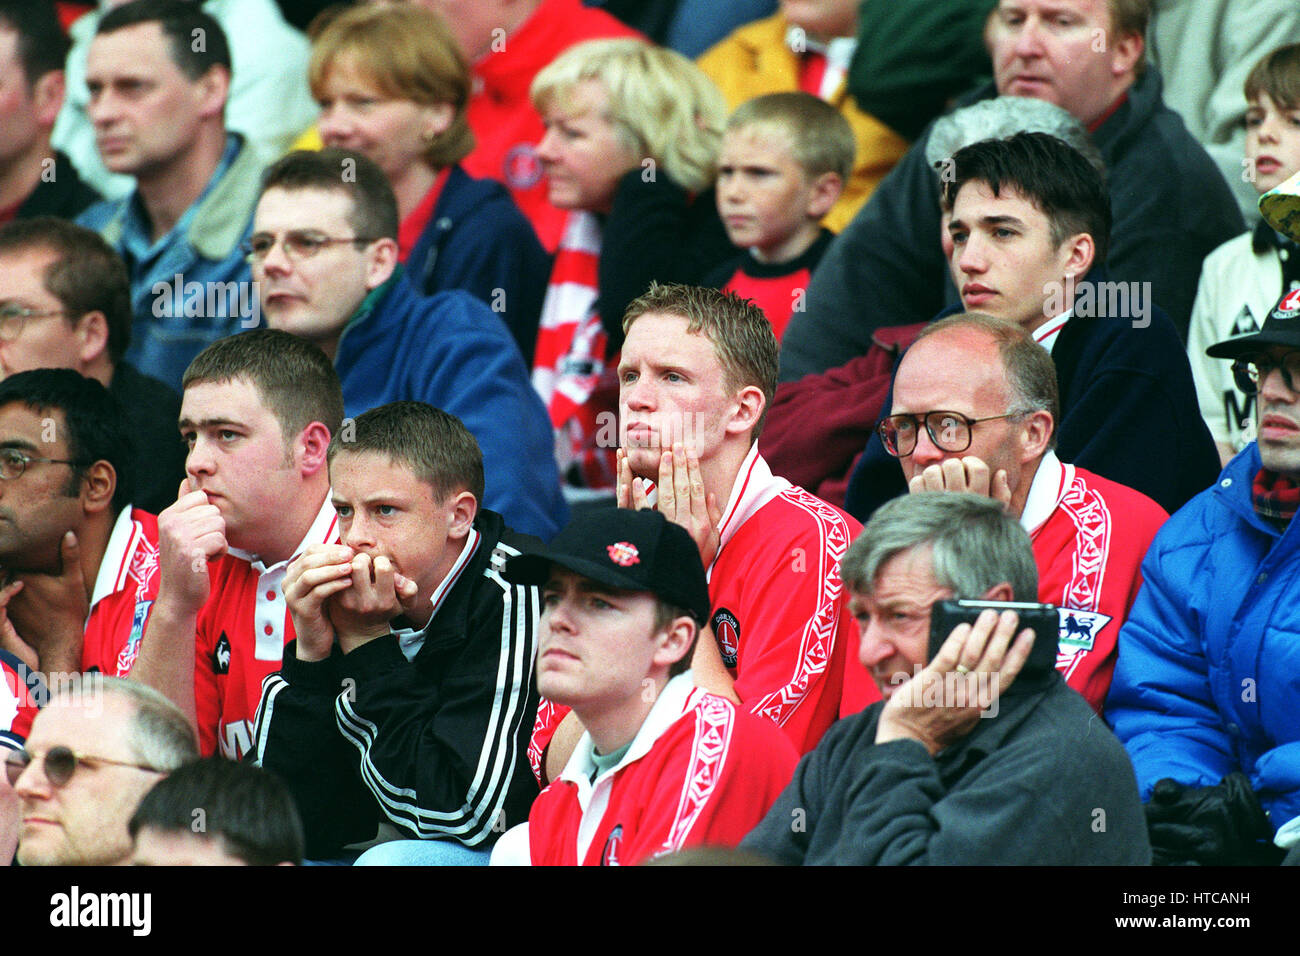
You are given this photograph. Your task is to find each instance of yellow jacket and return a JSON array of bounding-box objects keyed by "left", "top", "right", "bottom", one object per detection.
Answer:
[{"left": 698, "top": 12, "right": 908, "bottom": 233}]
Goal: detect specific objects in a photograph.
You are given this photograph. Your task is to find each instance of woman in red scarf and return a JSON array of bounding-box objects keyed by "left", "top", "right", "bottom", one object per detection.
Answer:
[{"left": 529, "top": 38, "right": 735, "bottom": 491}]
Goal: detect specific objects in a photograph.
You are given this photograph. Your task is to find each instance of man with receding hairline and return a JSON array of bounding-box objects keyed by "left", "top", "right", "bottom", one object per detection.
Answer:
[
  {"left": 8, "top": 673, "right": 198, "bottom": 866},
  {"left": 838, "top": 313, "right": 1167, "bottom": 716}
]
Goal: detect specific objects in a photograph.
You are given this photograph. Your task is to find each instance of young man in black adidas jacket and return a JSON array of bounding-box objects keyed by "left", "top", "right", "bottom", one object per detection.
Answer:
[{"left": 252, "top": 401, "right": 542, "bottom": 864}]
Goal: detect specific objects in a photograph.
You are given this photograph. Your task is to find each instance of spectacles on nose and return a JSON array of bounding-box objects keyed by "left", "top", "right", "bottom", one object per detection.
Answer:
[
  {"left": 1231, "top": 352, "right": 1300, "bottom": 395},
  {"left": 243, "top": 230, "right": 378, "bottom": 264},
  {"left": 0, "top": 447, "right": 83, "bottom": 480},
  {"left": 0, "top": 304, "right": 69, "bottom": 341},
  {"left": 878, "top": 409, "right": 1026, "bottom": 458},
  {"left": 4, "top": 744, "right": 163, "bottom": 788}
]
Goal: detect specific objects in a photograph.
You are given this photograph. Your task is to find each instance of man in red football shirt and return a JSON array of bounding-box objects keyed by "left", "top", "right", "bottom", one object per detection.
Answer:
[
  {"left": 859, "top": 313, "right": 1168, "bottom": 714},
  {"left": 493, "top": 507, "right": 796, "bottom": 866},
  {"left": 530, "top": 283, "right": 861, "bottom": 780},
  {"left": 0, "top": 368, "right": 157, "bottom": 685},
  {"left": 129, "top": 330, "right": 342, "bottom": 758}
]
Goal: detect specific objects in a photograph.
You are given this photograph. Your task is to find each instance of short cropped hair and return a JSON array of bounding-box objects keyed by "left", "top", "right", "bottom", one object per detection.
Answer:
[
  {"left": 531, "top": 38, "right": 726, "bottom": 195},
  {"left": 0, "top": 369, "right": 135, "bottom": 514},
  {"left": 183, "top": 330, "right": 344, "bottom": 444},
  {"left": 840, "top": 492, "right": 1038, "bottom": 604},
  {"left": 1246, "top": 43, "right": 1300, "bottom": 111},
  {"left": 309, "top": 4, "right": 473, "bottom": 168},
  {"left": 48, "top": 674, "right": 198, "bottom": 772},
  {"left": 0, "top": 0, "right": 69, "bottom": 86},
  {"left": 260, "top": 148, "right": 399, "bottom": 242},
  {"left": 653, "top": 599, "right": 699, "bottom": 679},
  {"left": 0, "top": 217, "right": 132, "bottom": 366},
  {"left": 726, "top": 92, "right": 856, "bottom": 181},
  {"left": 97, "top": 0, "right": 232, "bottom": 80},
  {"left": 941, "top": 130, "right": 1112, "bottom": 266},
  {"left": 623, "top": 283, "right": 778, "bottom": 440},
  {"left": 915, "top": 313, "right": 1060, "bottom": 447},
  {"left": 128, "top": 758, "right": 305, "bottom": 866},
  {"left": 328, "top": 401, "right": 485, "bottom": 504},
  {"left": 1107, "top": 0, "right": 1150, "bottom": 40}
]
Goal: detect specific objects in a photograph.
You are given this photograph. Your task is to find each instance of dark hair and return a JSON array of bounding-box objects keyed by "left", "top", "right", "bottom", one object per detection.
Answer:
[
  {"left": 128, "top": 757, "right": 305, "bottom": 866},
  {"left": 0, "top": 369, "right": 134, "bottom": 514},
  {"left": 0, "top": 217, "right": 132, "bottom": 366},
  {"left": 183, "top": 330, "right": 344, "bottom": 442},
  {"left": 96, "top": 0, "right": 231, "bottom": 79},
  {"left": 328, "top": 401, "right": 484, "bottom": 504},
  {"left": 0, "top": 0, "right": 69, "bottom": 86},
  {"left": 1246, "top": 43, "right": 1300, "bottom": 112},
  {"left": 940, "top": 131, "right": 1111, "bottom": 266},
  {"left": 259, "top": 148, "right": 399, "bottom": 242}
]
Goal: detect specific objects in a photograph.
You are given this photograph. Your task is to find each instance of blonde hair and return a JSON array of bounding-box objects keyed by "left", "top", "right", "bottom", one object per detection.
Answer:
[
  {"left": 308, "top": 4, "right": 474, "bottom": 168},
  {"left": 531, "top": 38, "right": 725, "bottom": 195}
]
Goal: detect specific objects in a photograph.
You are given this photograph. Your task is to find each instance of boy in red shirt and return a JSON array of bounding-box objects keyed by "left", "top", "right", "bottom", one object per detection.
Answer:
[
  {"left": 493, "top": 508, "right": 796, "bottom": 866},
  {"left": 707, "top": 92, "right": 852, "bottom": 340}
]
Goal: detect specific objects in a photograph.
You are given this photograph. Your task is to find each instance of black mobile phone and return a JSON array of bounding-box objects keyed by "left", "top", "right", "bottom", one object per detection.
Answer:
[{"left": 928, "top": 599, "right": 1059, "bottom": 678}]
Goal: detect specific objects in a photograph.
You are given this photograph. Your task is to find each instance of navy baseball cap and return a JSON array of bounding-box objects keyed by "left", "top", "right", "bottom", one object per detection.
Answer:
[
  {"left": 503, "top": 509, "right": 712, "bottom": 623},
  {"left": 1207, "top": 288, "right": 1300, "bottom": 359}
]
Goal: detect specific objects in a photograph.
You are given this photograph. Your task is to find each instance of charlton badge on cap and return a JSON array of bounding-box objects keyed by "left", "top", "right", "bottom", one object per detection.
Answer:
[
  {"left": 1274, "top": 288, "right": 1300, "bottom": 320},
  {"left": 606, "top": 542, "right": 640, "bottom": 567}
]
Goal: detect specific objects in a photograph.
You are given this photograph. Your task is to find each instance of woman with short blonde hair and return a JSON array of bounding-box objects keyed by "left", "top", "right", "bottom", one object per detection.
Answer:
[{"left": 529, "top": 38, "right": 734, "bottom": 492}]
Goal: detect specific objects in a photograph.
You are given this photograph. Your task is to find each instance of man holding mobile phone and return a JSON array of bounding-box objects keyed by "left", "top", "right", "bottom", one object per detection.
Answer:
[{"left": 740, "top": 491, "right": 1150, "bottom": 865}]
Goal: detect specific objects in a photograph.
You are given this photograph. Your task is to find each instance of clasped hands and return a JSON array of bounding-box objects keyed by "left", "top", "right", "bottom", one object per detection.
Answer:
[{"left": 284, "top": 543, "right": 423, "bottom": 661}]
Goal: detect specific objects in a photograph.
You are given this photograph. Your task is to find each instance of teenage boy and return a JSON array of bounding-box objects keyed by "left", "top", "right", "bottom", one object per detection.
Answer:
[
  {"left": 708, "top": 92, "right": 853, "bottom": 341},
  {"left": 491, "top": 508, "right": 797, "bottom": 866},
  {"left": 1188, "top": 43, "right": 1300, "bottom": 465},
  {"left": 254, "top": 401, "right": 542, "bottom": 863}
]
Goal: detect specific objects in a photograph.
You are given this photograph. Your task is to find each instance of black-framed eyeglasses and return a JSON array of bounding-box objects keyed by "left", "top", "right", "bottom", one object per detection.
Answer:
[
  {"left": 1231, "top": 351, "right": 1300, "bottom": 395},
  {"left": 4, "top": 745, "right": 163, "bottom": 788},
  {"left": 878, "top": 409, "right": 1026, "bottom": 458},
  {"left": 0, "top": 448, "right": 84, "bottom": 481},
  {"left": 0, "top": 305, "right": 68, "bottom": 341},
  {"left": 242, "top": 231, "right": 379, "bottom": 264}
]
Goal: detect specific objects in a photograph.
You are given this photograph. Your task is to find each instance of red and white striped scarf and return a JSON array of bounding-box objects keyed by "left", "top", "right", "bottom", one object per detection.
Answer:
[{"left": 531, "top": 212, "right": 619, "bottom": 489}]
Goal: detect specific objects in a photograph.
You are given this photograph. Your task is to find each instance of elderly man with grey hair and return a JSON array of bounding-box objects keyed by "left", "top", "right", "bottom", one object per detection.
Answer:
[
  {"left": 6, "top": 674, "right": 198, "bottom": 866},
  {"left": 740, "top": 492, "right": 1150, "bottom": 865}
]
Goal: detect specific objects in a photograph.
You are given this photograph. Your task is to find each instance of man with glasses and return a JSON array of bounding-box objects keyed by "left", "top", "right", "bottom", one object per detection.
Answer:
[
  {"left": 0, "top": 369, "right": 166, "bottom": 687},
  {"left": 248, "top": 148, "right": 565, "bottom": 541},
  {"left": 0, "top": 216, "right": 186, "bottom": 514},
  {"left": 8, "top": 673, "right": 197, "bottom": 866},
  {"left": 843, "top": 132, "right": 1219, "bottom": 521},
  {"left": 845, "top": 313, "right": 1168, "bottom": 716},
  {"left": 1106, "top": 286, "right": 1300, "bottom": 865}
]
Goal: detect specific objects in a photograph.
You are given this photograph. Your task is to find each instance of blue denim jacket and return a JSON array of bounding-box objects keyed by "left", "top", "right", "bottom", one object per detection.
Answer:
[{"left": 78, "top": 135, "right": 266, "bottom": 390}]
